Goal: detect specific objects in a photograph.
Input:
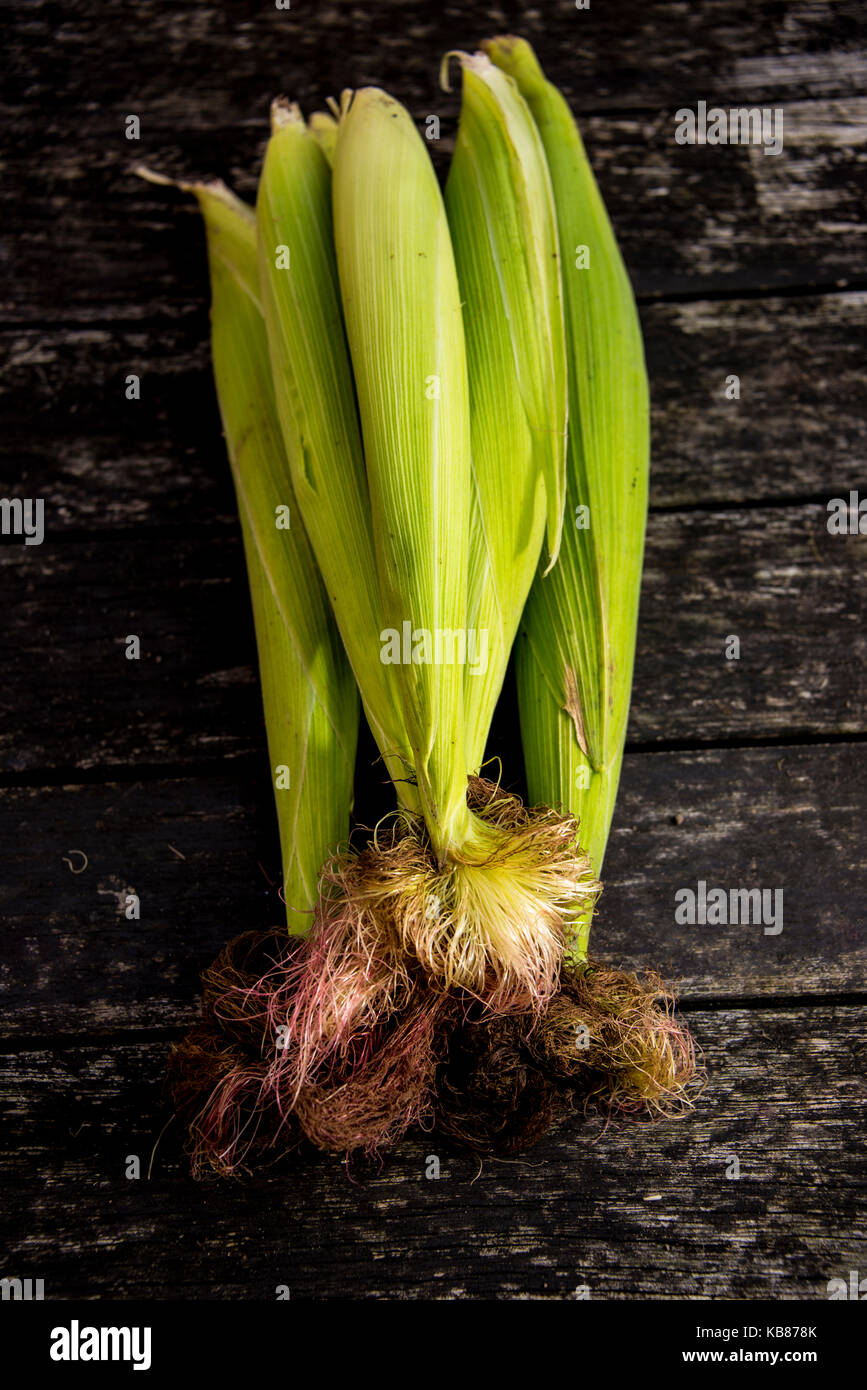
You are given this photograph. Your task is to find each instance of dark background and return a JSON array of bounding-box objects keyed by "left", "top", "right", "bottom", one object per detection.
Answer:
[{"left": 1, "top": 0, "right": 865, "bottom": 1299}]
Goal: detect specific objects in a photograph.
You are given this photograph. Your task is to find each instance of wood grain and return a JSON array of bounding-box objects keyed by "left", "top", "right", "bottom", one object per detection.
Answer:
[
  {"left": 2, "top": 0, "right": 865, "bottom": 1299},
  {"left": 1, "top": 505, "right": 862, "bottom": 776},
  {"left": 4, "top": 95, "right": 867, "bottom": 324},
  {"left": 3, "top": 291, "right": 865, "bottom": 519},
  {"left": 1, "top": 1006, "right": 864, "bottom": 1298},
  {"left": 0, "top": 744, "right": 863, "bottom": 1038},
  {"left": 5, "top": 0, "right": 865, "bottom": 118}
]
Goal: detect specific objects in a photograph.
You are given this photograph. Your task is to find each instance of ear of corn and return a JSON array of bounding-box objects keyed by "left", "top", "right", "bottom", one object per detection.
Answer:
[
  {"left": 256, "top": 101, "right": 415, "bottom": 803},
  {"left": 309, "top": 110, "right": 338, "bottom": 164},
  {"left": 331, "top": 88, "right": 473, "bottom": 860},
  {"left": 485, "top": 37, "right": 650, "bottom": 951},
  {"left": 443, "top": 50, "right": 567, "bottom": 775},
  {"left": 194, "top": 179, "right": 359, "bottom": 930}
]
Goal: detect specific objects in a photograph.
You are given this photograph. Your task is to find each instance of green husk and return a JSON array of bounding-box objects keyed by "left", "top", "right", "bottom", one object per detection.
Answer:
[
  {"left": 192, "top": 179, "right": 359, "bottom": 929},
  {"left": 443, "top": 50, "right": 567, "bottom": 776},
  {"left": 331, "top": 87, "right": 473, "bottom": 860},
  {"left": 256, "top": 100, "right": 415, "bottom": 805},
  {"left": 485, "top": 37, "right": 650, "bottom": 953},
  {"left": 309, "top": 110, "right": 338, "bottom": 164}
]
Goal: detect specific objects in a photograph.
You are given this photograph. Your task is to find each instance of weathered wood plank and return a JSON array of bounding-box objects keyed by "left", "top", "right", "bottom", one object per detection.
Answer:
[
  {"left": 3, "top": 291, "right": 865, "bottom": 518},
  {"left": 0, "top": 532, "right": 258, "bottom": 773},
  {"left": 632, "top": 504, "right": 866, "bottom": 743},
  {"left": 598, "top": 743, "right": 866, "bottom": 998},
  {"left": 0, "top": 744, "right": 863, "bottom": 1036},
  {"left": 1, "top": 506, "right": 862, "bottom": 776},
  {"left": 0, "top": 325, "right": 236, "bottom": 530},
  {"left": 4, "top": 94, "right": 867, "bottom": 324},
  {"left": 3, "top": 0, "right": 863, "bottom": 1302},
  {"left": 0, "top": 776, "right": 280, "bottom": 1036},
  {"left": 4, "top": 0, "right": 865, "bottom": 119},
  {"left": 646, "top": 292, "right": 867, "bottom": 507},
  {"left": 1, "top": 1006, "right": 864, "bottom": 1297}
]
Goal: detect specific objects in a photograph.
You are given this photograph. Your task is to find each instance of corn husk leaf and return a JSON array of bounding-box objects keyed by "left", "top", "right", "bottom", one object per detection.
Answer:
[
  {"left": 443, "top": 50, "right": 567, "bottom": 774},
  {"left": 309, "top": 110, "right": 338, "bottom": 164},
  {"left": 257, "top": 101, "right": 414, "bottom": 802},
  {"left": 194, "top": 179, "right": 359, "bottom": 930},
  {"left": 485, "top": 37, "right": 650, "bottom": 948},
  {"left": 332, "top": 88, "right": 473, "bottom": 858}
]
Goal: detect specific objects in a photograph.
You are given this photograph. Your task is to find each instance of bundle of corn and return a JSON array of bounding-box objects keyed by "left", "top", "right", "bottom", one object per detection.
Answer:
[
  {"left": 248, "top": 83, "right": 598, "bottom": 1161},
  {"left": 142, "top": 34, "right": 697, "bottom": 1175}
]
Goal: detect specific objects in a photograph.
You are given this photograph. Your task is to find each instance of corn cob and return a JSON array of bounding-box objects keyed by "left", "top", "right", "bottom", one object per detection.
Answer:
[
  {"left": 192, "top": 179, "right": 358, "bottom": 930},
  {"left": 256, "top": 101, "right": 415, "bottom": 804},
  {"left": 331, "top": 87, "right": 473, "bottom": 860},
  {"left": 443, "top": 50, "right": 567, "bottom": 775},
  {"left": 309, "top": 110, "right": 338, "bottom": 164},
  {"left": 485, "top": 37, "right": 650, "bottom": 953}
]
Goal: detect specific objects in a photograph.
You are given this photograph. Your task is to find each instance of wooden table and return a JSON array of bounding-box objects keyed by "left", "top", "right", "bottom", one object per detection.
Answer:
[{"left": 2, "top": 0, "right": 865, "bottom": 1299}]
